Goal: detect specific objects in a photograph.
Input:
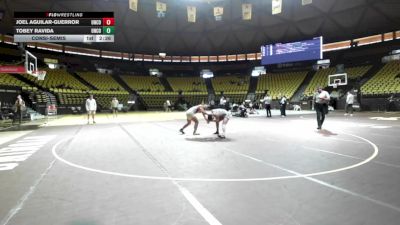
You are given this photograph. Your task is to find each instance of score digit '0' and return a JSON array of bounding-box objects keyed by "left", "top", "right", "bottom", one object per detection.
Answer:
[{"left": 102, "top": 18, "right": 115, "bottom": 26}]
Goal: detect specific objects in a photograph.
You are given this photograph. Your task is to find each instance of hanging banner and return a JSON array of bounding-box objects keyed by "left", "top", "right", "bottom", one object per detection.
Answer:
[
  {"left": 187, "top": 6, "right": 196, "bottom": 23},
  {"left": 272, "top": 0, "right": 282, "bottom": 15},
  {"left": 0, "top": 66, "right": 26, "bottom": 74},
  {"left": 44, "top": 58, "right": 58, "bottom": 64},
  {"left": 129, "top": 0, "right": 138, "bottom": 12},
  {"left": 214, "top": 7, "right": 223, "bottom": 21},
  {"left": 156, "top": 1, "right": 167, "bottom": 18},
  {"left": 302, "top": 0, "right": 312, "bottom": 5},
  {"left": 242, "top": 4, "right": 252, "bottom": 20}
]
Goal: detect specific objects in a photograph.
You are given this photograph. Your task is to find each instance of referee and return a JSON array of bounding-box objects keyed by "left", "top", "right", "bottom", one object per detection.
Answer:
[{"left": 314, "top": 87, "right": 330, "bottom": 130}]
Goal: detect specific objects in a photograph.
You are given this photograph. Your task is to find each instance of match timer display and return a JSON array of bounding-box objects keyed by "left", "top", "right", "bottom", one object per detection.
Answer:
[{"left": 13, "top": 12, "right": 115, "bottom": 43}]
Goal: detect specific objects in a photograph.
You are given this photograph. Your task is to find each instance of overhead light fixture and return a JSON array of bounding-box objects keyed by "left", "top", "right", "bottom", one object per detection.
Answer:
[{"left": 200, "top": 69, "right": 214, "bottom": 78}]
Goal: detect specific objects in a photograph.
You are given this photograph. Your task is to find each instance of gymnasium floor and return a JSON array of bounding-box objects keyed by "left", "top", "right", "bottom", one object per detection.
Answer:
[{"left": 0, "top": 110, "right": 399, "bottom": 225}]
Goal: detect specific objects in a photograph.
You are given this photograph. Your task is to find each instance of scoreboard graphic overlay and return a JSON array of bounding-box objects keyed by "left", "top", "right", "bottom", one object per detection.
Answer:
[{"left": 14, "top": 12, "right": 114, "bottom": 43}]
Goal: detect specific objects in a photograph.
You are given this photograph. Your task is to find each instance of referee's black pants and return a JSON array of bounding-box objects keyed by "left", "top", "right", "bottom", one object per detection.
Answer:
[
  {"left": 12, "top": 109, "right": 22, "bottom": 124},
  {"left": 265, "top": 104, "right": 271, "bottom": 117},
  {"left": 280, "top": 104, "right": 286, "bottom": 116},
  {"left": 315, "top": 103, "right": 326, "bottom": 129}
]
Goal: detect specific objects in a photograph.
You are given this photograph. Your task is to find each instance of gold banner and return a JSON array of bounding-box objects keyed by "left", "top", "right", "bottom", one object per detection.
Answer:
[
  {"left": 242, "top": 4, "right": 252, "bottom": 20},
  {"left": 214, "top": 7, "right": 223, "bottom": 16},
  {"left": 214, "top": 7, "right": 223, "bottom": 21},
  {"left": 187, "top": 6, "right": 196, "bottom": 23},
  {"left": 272, "top": 0, "right": 282, "bottom": 15},
  {"left": 129, "top": 0, "right": 138, "bottom": 12},
  {"left": 156, "top": 1, "right": 167, "bottom": 12}
]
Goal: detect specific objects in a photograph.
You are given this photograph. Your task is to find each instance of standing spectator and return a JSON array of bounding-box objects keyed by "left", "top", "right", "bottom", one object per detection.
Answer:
[
  {"left": 279, "top": 95, "right": 287, "bottom": 117},
  {"left": 209, "top": 99, "right": 215, "bottom": 108},
  {"left": 163, "top": 101, "right": 168, "bottom": 112},
  {"left": 166, "top": 99, "right": 172, "bottom": 112},
  {"left": 219, "top": 96, "right": 226, "bottom": 109},
  {"left": 13, "top": 95, "right": 25, "bottom": 125},
  {"left": 110, "top": 97, "right": 119, "bottom": 118},
  {"left": 387, "top": 94, "right": 396, "bottom": 112},
  {"left": 263, "top": 94, "right": 272, "bottom": 117},
  {"left": 86, "top": 94, "right": 97, "bottom": 124},
  {"left": 314, "top": 87, "right": 330, "bottom": 130},
  {"left": 345, "top": 91, "right": 354, "bottom": 116}
]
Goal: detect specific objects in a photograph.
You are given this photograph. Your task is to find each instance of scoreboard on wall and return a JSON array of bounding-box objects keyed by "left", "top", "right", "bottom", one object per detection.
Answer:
[
  {"left": 261, "top": 37, "right": 323, "bottom": 65},
  {"left": 13, "top": 12, "right": 114, "bottom": 43}
]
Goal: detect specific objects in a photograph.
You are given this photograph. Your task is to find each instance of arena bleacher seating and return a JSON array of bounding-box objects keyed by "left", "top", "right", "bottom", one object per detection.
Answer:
[
  {"left": 345, "top": 65, "right": 372, "bottom": 79},
  {"left": 120, "top": 75, "right": 207, "bottom": 109},
  {"left": 212, "top": 75, "right": 249, "bottom": 104},
  {"left": 212, "top": 75, "right": 249, "bottom": 93},
  {"left": 304, "top": 68, "right": 336, "bottom": 97},
  {"left": 0, "top": 73, "right": 34, "bottom": 90},
  {"left": 121, "top": 75, "right": 165, "bottom": 92},
  {"left": 361, "top": 61, "right": 400, "bottom": 95},
  {"left": 51, "top": 88, "right": 129, "bottom": 109},
  {"left": 20, "top": 69, "right": 89, "bottom": 90},
  {"left": 139, "top": 91, "right": 178, "bottom": 110},
  {"left": 139, "top": 91, "right": 208, "bottom": 110},
  {"left": 148, "top": 77, "right": 208, "bottom": 109},
  {"left": 77, "top": 72, "right": 125, "bottom": 91},
  {"left": 73, "top": 71, "right": 130, "bottom": 108},
  {"left": 256, "top": 71, "right": 308, "bottom": 100},
  {"left": 1, "top": 41, "right": 399, "bottom": 113},
  {"left": 167, "top": 77, "right": 207, "bottom": 92}
]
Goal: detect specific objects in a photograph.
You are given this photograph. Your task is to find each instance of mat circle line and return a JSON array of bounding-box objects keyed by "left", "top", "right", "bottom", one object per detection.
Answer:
[{"left": 52, "top": 132, "right": 379, "bottom": 182}]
